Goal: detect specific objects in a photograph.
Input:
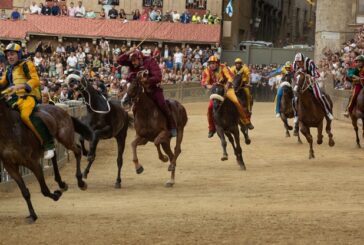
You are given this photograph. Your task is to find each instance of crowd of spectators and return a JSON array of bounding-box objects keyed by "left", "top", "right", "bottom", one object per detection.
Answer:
[
  {"left": 0, "top": 0, "right": 221, "bottom": 24},
  {"left": 0, "top": 40, "right": 222, "bottom": 102},
  {"left": 319, "top": 26, "right": 364, "bottom": 90}
]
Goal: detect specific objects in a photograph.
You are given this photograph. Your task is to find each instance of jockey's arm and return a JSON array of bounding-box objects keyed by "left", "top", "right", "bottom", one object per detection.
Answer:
[
  {"left": 0, "top": 71, "right": 8, "bottom": 89},
  {"left": 222, "top": 65, "right": 234, "bottom": 88},
  {"left": 243, "top": 65, "right": 251, "bottom": 84},
  {"left": 147, "top": 58, "right": 162, "bottom": 86},
  {"left": 201, "top": 68, "right": 211, "bottom": 88},
  {"left": 24, "top": 61, "right": 40, "bottom": 93},
  {"left": 117, "top": 53, "right": 132, "bottom": 67}
]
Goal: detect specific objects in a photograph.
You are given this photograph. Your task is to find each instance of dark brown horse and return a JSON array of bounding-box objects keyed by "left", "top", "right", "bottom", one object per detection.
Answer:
[
  {"left": 65, "top": 72, "right": 132, "bottom": 189},
  {"left": 348, "top": 86, "right": 364, "bottom": 147},
  {"left": 295, "top": 71, "right": 335, "bottom": 159},
  {"left": 0, "top": 93, "right": 92, "bottom": 223},
  {"left": 210, "top": 83, "right": 246, "bottom": 170},
  {"left": 126, "top": 71, "right": 188, "bottom": 187}
]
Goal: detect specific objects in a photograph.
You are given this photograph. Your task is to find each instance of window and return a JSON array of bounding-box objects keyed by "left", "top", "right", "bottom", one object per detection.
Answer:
[
  {"left": 143, "top": 0, "right": 163, "bottom": 8},
  {"left": 98, "top": 0, "right": 120, "bottom": 5},
  {"left": 359, "top": 0, "right": 364, "bottom": 14},
  {"left": 186, "top": 0, "right": 207, "bottom": 10}
]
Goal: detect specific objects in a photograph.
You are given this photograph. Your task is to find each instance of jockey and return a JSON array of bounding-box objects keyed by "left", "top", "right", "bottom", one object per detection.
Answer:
[
  {"left": 0, "top": 43, "right": 55, "bottom": 159},
  {"left": 230, "top": 58, "right": 252, "bottom": 114},
  {"left": 271, "top": 61, "right": 294, "bottom": 118},
  {"left": 201, "top": 55, "right": 254, "bottom": 138},
  {"left": 344, "top": 55, "right": 364, "bottom": 117},
  {"left": 117, "top": 49, "right": 177, "bottom": 137},
  {"left": 293, "top": 52, "right": 334, "bottom": 120}
]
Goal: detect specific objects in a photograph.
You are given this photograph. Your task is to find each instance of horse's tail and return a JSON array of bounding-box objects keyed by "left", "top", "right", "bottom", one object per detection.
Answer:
[{"left": 71, "top": 116, "right": 93, "bottom": 141}]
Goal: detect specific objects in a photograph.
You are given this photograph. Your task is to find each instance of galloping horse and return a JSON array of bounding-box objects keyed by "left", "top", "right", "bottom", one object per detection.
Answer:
[
  {"left": 348, "top": 85, "right": 364, "bottom": 147},
  {"left": 126, "top": 70, "right": 188, "bottom": 187},
  {"left": 295, "top": 71, "right": 335, "bottom": 159},
  {"left": 210, "top": 83, "right": 246, "bottom": 170},
  {"left": 66, "top": 72, "right": 132, "bottom": 189},
  {"left": 0, "top": 91, "right": 91, "bottom": 223},
  {"left": 233, "top": 72, "right": 252, "bottom": 145}
]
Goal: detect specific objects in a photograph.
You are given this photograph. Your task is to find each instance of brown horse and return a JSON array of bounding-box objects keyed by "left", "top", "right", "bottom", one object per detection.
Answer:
[
  {"left": 65, "top": 71, "right": 132, "bottom": 189},
  {"left": 349, "top": 86, "right": 364, "bottom": 147},
  {"left": 126, "top": 71, "right": 188, "bottom": 187},
  {"left": 0, "top": 94, "right": 92, "bottom": 223},
  {"left": 295, "top": 71, "right": 335, "bottom": 159}
]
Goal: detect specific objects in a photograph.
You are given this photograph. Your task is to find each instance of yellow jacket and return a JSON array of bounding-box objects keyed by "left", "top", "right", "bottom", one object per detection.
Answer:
[
  {"left": 192, "top": 15, "right": 201, "bottom": 23},
  {"left": 0, "top": 60, "right": 41, "bottom": 100},
  {"left": 230, "top": 64, "right": 250, "bottom": 87},
  {"left": 201, "top": 64, "right": 234, "bottom": 87}
]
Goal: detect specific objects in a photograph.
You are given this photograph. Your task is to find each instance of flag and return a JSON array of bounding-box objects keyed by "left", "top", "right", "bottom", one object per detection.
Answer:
[{"left": 225, "top": 0, "right": 233, "bottom": 17}]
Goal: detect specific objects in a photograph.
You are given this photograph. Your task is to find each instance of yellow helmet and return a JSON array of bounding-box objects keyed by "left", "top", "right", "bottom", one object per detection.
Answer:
[
  {"left": 5, "top": 43, "right": 22, "bottom": 53},
  {"left": 208, "top": 55, "right": 218, "bottom": 63},
  {"left": 234, "top": 58, "right": 243, "bottom": 63}
]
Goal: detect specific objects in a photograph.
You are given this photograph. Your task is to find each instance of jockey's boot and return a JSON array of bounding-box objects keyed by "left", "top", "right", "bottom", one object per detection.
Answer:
[
  {"left": 275, "top": 113, "right": 281, "bottom": 118},
  {"left": 44, "top": 149, "right": 55, "bottom": 160},
  {"left": 30, "top": 114, "right": 56, "bottom": 160},
  {"left": 327, "top": 112, "right": 334, "bottom": 121},
  {"left": 208, "top": 130, "right": 216, "bottom": 138}
]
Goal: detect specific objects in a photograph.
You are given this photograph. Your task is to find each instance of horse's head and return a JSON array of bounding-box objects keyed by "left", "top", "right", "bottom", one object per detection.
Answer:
[
  {"left": 233, "top": 72, "right": 242, "bottom": 91},
  {"left": 65, "top": 69, "right": 88, "bottom": 91},
  {"left": 126, "top": 70, "right": 148, "bottom": 99},
  {"left": 209, "top": 83, "right": 225, "bottom": 110},
  {"left": 295, "top": 70, "right": 310, "bottom": 94}
]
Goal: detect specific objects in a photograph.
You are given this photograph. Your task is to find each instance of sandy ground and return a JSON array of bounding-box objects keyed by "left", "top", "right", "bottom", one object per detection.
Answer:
[{"left": 1, "top": 102, "right": 364, "bottom": 245}]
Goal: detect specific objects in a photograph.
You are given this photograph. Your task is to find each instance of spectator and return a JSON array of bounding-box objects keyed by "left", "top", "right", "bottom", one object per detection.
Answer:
[
  {"left": 152, "top": 46, "right": 160, "bottom": 60},
  {"left": 180, "top": 10, "right": 191, "bottom": 24},
  {"left": 85, "top": 9, "right": 97, "bottom": 18},
  {"left": 67, "top": 51, "right": 78, "bottom": 68},
  {"left": 51, "top": 2, "right": 60, "bottom": 16},
  {"left": 140, "top": 9, "right": 149, "bottom": 21},
  {"left": 108, "top": 5, "right": 118, "bottom": 19},
  {"left": 174, "top": 48, "right": 184, "bottom": 72},
  {"left": 119, "top": 9, "right": 126, "bottom": 20},
  {"left": 172, "top": 10, "right": 180, "bottom": 22},
  {"left": 163, "top": 44, "right": 170, "bottom": 59},
  {"left": 112, "top": 44, "right": 121, "bottom": 57},
  {"left": 84, "top": 42, "right": 91, "bottom": 54},
  {"left": 66, "top": 42, "right": 76, "bottom": 53},
  {"left": 149, "top": 6, "right": 158, "bottom": 21},
  {"left": 99, "top": 8, "right": 106, "bottom": 18},
  {"left": 68, "top": 2, "right": 76, "bottom": 17},
  {"left": 33, "top": 51, "right": 43, "bottom": 67},
  {"left": 142, "top": 45, "right": 151, "bottom": 57},
  {"left": 30, "top": 1, "right": 41, "bottom": 15},
  {"left": 11, "top": 8, "right": 21, "bottom": 20},
  {"left": 60, "top": 5, "right": 68, "bottom": 16},
  {"left": 100, "top": 38, "right": 110, "bottom": 59},
  {"left": 56, "top": 43, "right": 65, "bottom": 54},
  {"left": 75, "top": 1, "right": 85, "bottom": 18},
  {"left": 41, "top": 3, "right": 51, "bottom": 16},
  {"left": 0, "top": 9, "right": 7, "bottom": 20},
  {"left": 133, "top": 9, "right": 140, "bottom": 20},
  {"left": 202, "top": 10, "right": 212, "bottom": 24},
  {"left": 191, "top": 12, "right": 201, "bottom": 23}
]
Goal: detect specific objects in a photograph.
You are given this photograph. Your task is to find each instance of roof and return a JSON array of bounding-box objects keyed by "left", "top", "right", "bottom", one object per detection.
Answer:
[{"left": 0, "top": 15, "right": 221, "bottom": 44}]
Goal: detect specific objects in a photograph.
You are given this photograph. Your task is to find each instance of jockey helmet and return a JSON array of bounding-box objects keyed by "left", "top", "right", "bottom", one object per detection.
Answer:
[
  {"left": 129, "top": 50, "right": 143, "bottom": 60},
  {"left": 294, "top": 53, "right": 304, "bottom": 62},
  {"left": 234, "top": 58, "right": 243, "bottom": 64},
  {"left": 4, "top": 43, "right": 22, "bottom": 59},
  {"left": 208, "top": 55, "right": 218, "bottom": 63},
  {"left": 285, "top": 61, "right": 292, "bottom": 68},
  {"left": 355, "top": 55, "right": 364, "bottom": 62}
]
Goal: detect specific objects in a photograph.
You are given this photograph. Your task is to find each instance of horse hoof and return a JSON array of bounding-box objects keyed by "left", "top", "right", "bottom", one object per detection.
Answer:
[
  {"left": 357, "top": 144, "right": 361, "bottom": 149},
  {"left": 80, "top": 182, "right": 88, "bottom": 191},
  {"left": 245, "top": 139, "right": 251, "bottom": 145},
  {"left": 60, "top": 182, "right": 68, "bottom": 192},
  {"left": 168, "top": 164, "right": 176, "bottom": 172},
  {"left": 287, "top": 126, "right": 293, "bottom": 130},
  {"left": 136, "top": 166, "right": 144, "bottom": 174},
  {"left": 317, "top": 140, "right": 323, "bottom": 145},
  {"left": 114, "top": 182, "right": 121, "bottom": 189},
  {"left": 298, "top": 140, "right": 303, "bottom": 144},
  {"left": 221, "top": 155, "right": 228, "bottom": 161},
  {"left": 239, "top": 164, "right": 246, "bottom": 171},
  {"left": 329, "top": 140, "right": 335, "bottom": 147},
  {"left": 165, "top": 181, "right": 174, "bottom": 188},
  {"left": 25, "top": 215, "right": 37, "bottom": 224},
  {"left": 160, "top": 155, "right": 169, "bottom": 163},
  {"left": 293, "top": 131, "right": 299, "bottom": 137},
  {"left": 87, "top": 155, "right": 95, "bottom": 163},
  {"left": 53, "top": 190, "right": 62, "bottom": 201},
  {"left": 286, "top": 133, "right": 290, "bottom": 138},
  {"left": 82, "top": 171, "right": 88, "bottom": 179}
]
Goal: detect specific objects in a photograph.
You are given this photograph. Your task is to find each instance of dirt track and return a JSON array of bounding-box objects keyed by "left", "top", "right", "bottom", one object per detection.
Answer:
[{"left": 1, "top": 102, "right": 364, "bottom": 245}]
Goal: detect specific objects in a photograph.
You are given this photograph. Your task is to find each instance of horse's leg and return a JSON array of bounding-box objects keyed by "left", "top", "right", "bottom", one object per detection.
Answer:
[
  {"left": 239, "top": 122, "right": 251, "bottom": 145},
  {"left": 173, "top": 126, "right": 184, "bottom": 162},
  {"left": 317, "top": 121, "right": 323, "bottom": 145},
  {"left": 83, "top": 126, "right": 111, "bottom": 178},
  {"left": 131, "top": 135, "right": 148, "bottom": 174},
  {"left": 281, "top": 115, "right": 291, "bottom": 137},
  {"left": 232, "top": 126, "right": 246, "bottom": 170},
  {"left": 297, "top": 126, "right": 303, "bottom": 144},
  {"left": 72, "top": 144, "right": 87, "bottom": 190},
  {"left": 3, "top": 163, "right": 38, "bottom": 223},
  {"left": 300, "top": 123, "right": 314, "bottom": 159},
  {"left": 157, "top": 144, "right": 169, "bottom": 162},
  {"left": 353, "top": 116, "right": 361, "bottom": 148},
  {"left": 79, "top": 136, "right": 88, "bottom": 157},
  {"left": 216, "top": 127, "right": 228, "bottom": 161},
  {"left": 160, "top": 140, "right": 176, "bottom": 187},
  {"left": 361, "top": 118, "right": 364, "bottom": 139},
  {"left": 114, "top": 128, "right": 127, "bottom": 189},
  {"left": 51, "top": 152, "right": 68, "bottom": 191},
  {"left": 325, "top": 116, "right": 335, "bottom": 147}
]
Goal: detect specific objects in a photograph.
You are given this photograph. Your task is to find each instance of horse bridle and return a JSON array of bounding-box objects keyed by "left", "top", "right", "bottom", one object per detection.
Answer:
[
  {"left": 296, "top": 71, "right": 311, "bottom": 94},
  {"left": 65, "top": 73, "right": 111, "bottom": 114}
]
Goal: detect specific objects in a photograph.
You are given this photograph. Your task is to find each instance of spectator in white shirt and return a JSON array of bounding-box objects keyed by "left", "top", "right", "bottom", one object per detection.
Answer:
[
  {"left": 75, "top": 1, "right": 85, "bottom": 18},
  {"left": 56, "top": 43, "right": 65, "bottom": 54},
  {"left": 173, "top": 48, "right": 184, "bottom": 72},
  {"left": 33, "top": 52, "right": 43, "bottom": 67},
  {"left": 142, "top": 46, "right": 152, "bottom": 57},
  {"left": 67, "top": 52, "right": 78, "bottom": 68},
  {"left": 163, "top": 45, "right": 169, "bottom": 59},
  {"left": 172, "top": 10, "right": 180, "bottom": 22},
  {"left": 30, "top": 1, "right": 41, "bottom": 15},
  {"left": 68, "top": 2, "right": 76, "bottom": 17}
]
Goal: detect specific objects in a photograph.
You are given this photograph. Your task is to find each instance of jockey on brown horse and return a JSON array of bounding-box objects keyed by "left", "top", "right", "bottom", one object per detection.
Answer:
[
  {"left": 0, "top": 43, "right": 55, "bottom": 159},
  {"left": 201, "top": 55, "right": 254, "bottom": 138},
  {"left": 293, "top": 53, "right": 334, "bottom": 122},
  {"left": 118, "top": 49, "right": 177, "bottom": 137}
]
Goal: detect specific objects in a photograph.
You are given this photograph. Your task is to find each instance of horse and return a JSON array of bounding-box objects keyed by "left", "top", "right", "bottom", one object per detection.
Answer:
[
  {"left": 126, "top": 71, "right": 188, "bottom": 187},
  {"left": 0, "top": 92, "right": 92, "bottom": 223},
  {"left": 233, "top": 73, "right": 252, "bottom": 145},
  {"left": 348, "top": 86, "right": 364, "bottom": 147},
  {"left": 295, "top": 71, "right": 335, "bottom": 159},
  {"left": 210, "top": 83, "right": 246, "bottom": 170},
  {"left": 65, "top": 72, "right": 132, "bottom": 189}
]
